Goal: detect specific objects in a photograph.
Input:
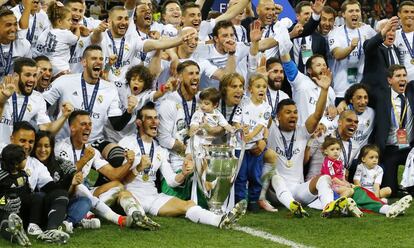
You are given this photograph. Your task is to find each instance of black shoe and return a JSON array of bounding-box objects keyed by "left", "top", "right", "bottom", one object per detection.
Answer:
[{"left": 247, "top": 201, "right": 260, "bottom": 213}]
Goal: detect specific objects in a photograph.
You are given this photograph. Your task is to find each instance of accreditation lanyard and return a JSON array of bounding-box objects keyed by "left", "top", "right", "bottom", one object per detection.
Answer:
[
  {"left": 344, "top": 26, "right": 362, "bottom": 61},
  {"left": 391, "top": 96, "right": 408, "bottom": 128},
  {"left": 12, "top": 93, "right": 28, "bottom": 123},
  {"left": 221, "top": 100, "right": 237, "bottom": 124},
  {"left": 107, "top": 31, "right": 125, "bottom": 69},
  {"left": 335, "top": 130, "right": 352, "bottom": 169},
  {"left": 401, "top": 31, "right": 414, "bottom": 60},
  {"left": 266, "top": 89, "right": 279, "bottom": 119},
  {"left": 234, "top": 26, "right": 246, "bottom": 42},
  {"left": 137, "top": 136, "right": 154, "bottom": 175},
  {"left": 81, "top": 76, "right": 100, "bottom": 113},
  {"left": 178, "top": 89, "right": 196, "bottom": 127}
]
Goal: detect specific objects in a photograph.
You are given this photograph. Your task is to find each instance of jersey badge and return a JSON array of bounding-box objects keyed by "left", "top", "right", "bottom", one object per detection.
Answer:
[
  {"left": 0, "top": 196, "right": 5, "bottom": 205},
  {"left": 157, "top": 153, "right": 161, "bottom": 162},
  {"left": 264, "top": 112, "right": 271, "bottom": 120},
  {"left": 79, "top": 40, "right": 84, "bottom": 48},
  {"left": 17, "top": 176, "right": 25, "bottom": 186},
  {"left": 98, "top": 95, "right": 103, "bottom": 103},
  {"left": 125, "top": 45, "right": 129, "bottom": 52},
  {"left": 366, "top": 119, "right": 370, "bottom": 127},
  {"left": 27, "top": 104, "right": 32, "bottom": 113},
  {"left": 73, "top": 91, "right": 78, "bottom": 96},
  {"left": 24, "top": 168, "right": 31, "bottom": 176}
]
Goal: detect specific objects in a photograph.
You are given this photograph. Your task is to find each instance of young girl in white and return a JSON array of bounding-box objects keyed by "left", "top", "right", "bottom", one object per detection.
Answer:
[
  {"left": 354, "top": 144, "right": 392, "bottom": 201},
  {"left": 34, "top": 1, "right": 79, "bottom": 77}
]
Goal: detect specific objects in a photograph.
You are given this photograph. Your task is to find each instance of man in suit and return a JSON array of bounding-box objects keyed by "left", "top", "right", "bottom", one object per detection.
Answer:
[
  {"left": 371, "top": 64, "right": 414, "bottom": 196},
  {"left": 362, "top": 17, "right": 400, "bottom": 107},
  {"left": 290, "top": 1, "right": 328, "bottom": 73}
]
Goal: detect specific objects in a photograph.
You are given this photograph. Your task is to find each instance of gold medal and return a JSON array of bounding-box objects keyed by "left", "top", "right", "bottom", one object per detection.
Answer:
[
  {"left": 142, "top": 174, "right": 149, "bottom": 182},
  {"left": 411, "top": 59, "right": 414, "bottom": 65},
  {"left": 287, "top": 160, "right": 293, "bottom": 168},
  {"left": 114, "top": 68, "right": 121, "bottom": 76}
]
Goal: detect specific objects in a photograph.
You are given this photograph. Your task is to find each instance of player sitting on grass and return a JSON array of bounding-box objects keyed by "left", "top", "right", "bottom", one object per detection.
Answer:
[{"left": 119, "top": 103, "right": 247, "bottom": 229}]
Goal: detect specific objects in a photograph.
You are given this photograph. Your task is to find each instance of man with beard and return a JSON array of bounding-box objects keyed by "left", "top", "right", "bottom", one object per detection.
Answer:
[
  {"left": 0, "top": 57, "right": 74, "bottom": 144},
  {"left": 34, "top": 56, "right": 52, "bottom": 93},
  {"left": 157, "top": 60, "right": 201, "bottom": 201},
  {"left": 280, "top": 45, "right": 336, "bottom": 125},
  {"left": 328, "top": 0, "right": 376, "bottom": 104},
  {"left": 317, "top": 6, "right": 336, "bottom": 68},
  {"left": 394, "top": 1, "right": 414, "bottom": 81},
  {"left": 42, "top": 45, "right": 126, "bottom": 143},
  {"left": 11, "top": 0, "right": 50, "bottom": 48},
  {"left": 0, "top": 8, "right": 32, "bottom": 81},
  {"left": 120, "top": 103, "right": 247, "bottom": 229}
]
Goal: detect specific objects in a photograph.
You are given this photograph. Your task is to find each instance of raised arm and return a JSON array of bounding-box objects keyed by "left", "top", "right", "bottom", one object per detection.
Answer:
[
  {"left": 143, "top": 28, "right": 197, "bottom": 53},
  {"left": 215, "top": 0, "right": 249, "bottom": 23}
]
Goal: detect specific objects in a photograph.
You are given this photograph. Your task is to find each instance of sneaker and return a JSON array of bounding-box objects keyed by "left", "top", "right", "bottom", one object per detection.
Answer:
[
  {"left": 80, "top": 218, "right": 101, "bottom": 229},
  {"left": 258, "top": 200, "right": 278, "bottom": 212},
  {"left": 347, "top": 198, "right": 363, "bottom": 218},
  {"left": 131, "top": 211, "right": 160, "bottom": 231},
  {"left": 219, "top": 199, "right": 247, "bottom": 229},
  {"left": 289, "top": 201, "right": 309, "bottom": 218},
  {"left": 321, "top": 197, "right": 348, "bottom": 218},
  {"left": 37, "top": 229, "right": 70, "bottom": 244},
  {"left": 27, "top": 223, "right": 43, "bottom": 236},
  {"left": 387, "top": 195, "right": 413, "bottom": 218},
  {"left": 61, "top": 221, "right": 73, "bottom": 234},
  {"left": 4, "top": 213, "right": 31, "bottom": 247}
]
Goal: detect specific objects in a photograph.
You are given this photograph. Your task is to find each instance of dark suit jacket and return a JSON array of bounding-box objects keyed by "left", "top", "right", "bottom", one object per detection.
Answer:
[
  {"left": 361, "top": 32, "right": 402, "bottom": 107},
  {"left": 372, "top": 84, "right": 414, "bottom": 151},
  {"left": 289, "top": 32, "right": 328, "bottom": 70}
]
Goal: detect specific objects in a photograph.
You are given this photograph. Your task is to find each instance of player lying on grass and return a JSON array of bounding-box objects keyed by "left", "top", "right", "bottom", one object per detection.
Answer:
[{"left": 119, "top": 103, "right": 246, "bottom": 229}]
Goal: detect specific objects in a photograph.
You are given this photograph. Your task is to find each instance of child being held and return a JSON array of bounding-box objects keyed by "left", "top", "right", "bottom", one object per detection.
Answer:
[
  {"left": 354, "top": 144, "right": 392, "bottom": 201},
  {"left": 189, "top": 87, "right": 235, "bottom": 137},
  {"left": 320, "top": 137, "right": 354, "bottom": 197}
]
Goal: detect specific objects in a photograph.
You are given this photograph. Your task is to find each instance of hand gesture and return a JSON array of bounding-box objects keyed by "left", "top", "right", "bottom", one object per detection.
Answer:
[
  {"left": 108, "top": 54, "right": 118, "bottom": 67},
  {"left": 83, "top": 145, "right": 95, "bottom": 162},
  {"left": 381, "top": 16, "right": 399, "bottom": 36},
  {"left": 138, "top": 154, "right": 151, "bottom": 171},
  {"left": 311, "top": 0, "right": 326, "bottom": 15},
  {"left": 96, "top": 20, "right": 109, "bottom": 33},
  {"left": 350, "top": 38, "right": 359, "bottom": 49},
  {"left": 180, "top": 27, "right": 197, "bottom": 43},
  {"left": 164, "top": 77, "right": 178, "bottom": 92},
  {"left": 275, "top": 4, "right": 283, "bottom": 15},
  {"left": 61, "top": 102, "right": 74, "bottom": 118},
  {"left": 71, "top": 171, "right": 83, "bottom": 186},
  {"left": 249, "top": 20, "right": 263, "bottom": 43},
  {"left": 256, "top": 55, "right": 268, "bottom": 77},
  {"left": 22, "top": 0, "right": 33, "bottom": 11},
  {"left": 149, "top": 31, "right": 160, "bottom": 40},
  {"left": 250, "top": 139, "right": 266, "bottom": 156},
  {"left": 0, "top": 74, "right": 18, "bottom": 98},
  {"left": 311, "top": 123, "right": 327, "bottom": 138},
  {"left": 325, "top": 105, "right": 338, "bottom": 120},
  {"left": 312, "top": 68, "right": 332, "bottom": 90},
  {"left": 125, "top": 149, "right": 135, "bottom": 165},
  {"left": 127, "top": 95, "right": 138, "bottom": 114},
  {"left": 290, "top": 23, "right": 304, "bottom": 39},
  {"left": 336, "top": 100, "right": 347, "bottom": 114},
  {"left": 223, "top": 38, "right": 236, "bottom": 54},
  {"left": 181, "top": 157, "right": 194, "bottom": 177}
]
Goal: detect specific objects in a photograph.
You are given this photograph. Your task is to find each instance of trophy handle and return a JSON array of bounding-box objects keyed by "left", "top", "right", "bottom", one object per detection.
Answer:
[{"left": 230, "top": 128, "right": 246, "bottom": 182}]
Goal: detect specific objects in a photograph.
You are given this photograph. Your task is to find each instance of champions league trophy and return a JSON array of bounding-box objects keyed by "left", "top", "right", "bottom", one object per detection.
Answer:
[{"left": 190, "top": 129, "right": 245, "bottom": 214}]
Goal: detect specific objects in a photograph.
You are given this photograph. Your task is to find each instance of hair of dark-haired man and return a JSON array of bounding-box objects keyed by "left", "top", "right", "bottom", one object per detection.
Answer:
[
  {"left": 387, "top": 64, "right": 407, "bottom": 78},
  {"left": 68, "top": 110, "right": 90, "bottom": 126},
  {"left": 344, "top": 83, "right": 370, "bottom": 105},
  {"left": 305, "top": 54, "right": 325, "bottom": 75},
  {"left": 109, "top": 5, "right": 126, "bottom": 16},
  {"left": 182, "top": 2, "right": 200, "bottom": 16},
  {"left": 136, "top": 102, "right": 156, "bottom": 121},
  {"left": 161, "top": 0, "right": 181, "bottom": 16},
  {"left": 177, "top": 60, "right": 200, "bottom": 74},
  {"left": 276, "top": 98, "right": 296, "bottom": 114},
  {"left": 266, "top": 57, "right": 282, "bottom": 71},
  {"left": 295, "top": 1, "right": 311, "bottom": 14},
  {"left": 340, "top": 0, "right": 361, "bottom": 13},
  {"left": 399, "top": 0, "right": 414, "bottom": 12},
  {"left": 13, "top": 57, "right": 37, "bottom": 74},
  {"left": 212, "top": 20, "right": 234, "bottom": 38},
  {"left": 34, "top": 55, "right": 50, "bottom": 63},
  {"left": 64, "top": 0, "right": 85, "bottom": 5},
  {"left": 12, "top": 121, "right": 36, "bottom": 135},
  {"left": 0, "top": 8, "right": 14, "bottom": 19},
  {"left": 322, "top": 5, "right": 337, "bottom": 16},
  {"left": 82, "top": 44, "right": 103, "bottom": 59}
]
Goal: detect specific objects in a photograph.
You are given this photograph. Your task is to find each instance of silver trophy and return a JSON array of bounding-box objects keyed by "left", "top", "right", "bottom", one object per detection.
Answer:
[{"left": 190, "top": 129, "right": 245, "bottom": 214}]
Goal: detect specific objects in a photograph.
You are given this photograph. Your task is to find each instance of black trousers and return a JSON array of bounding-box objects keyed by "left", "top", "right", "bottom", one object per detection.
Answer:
[{"left": 381, "top": 146, "right": 411, "bottom": 195}]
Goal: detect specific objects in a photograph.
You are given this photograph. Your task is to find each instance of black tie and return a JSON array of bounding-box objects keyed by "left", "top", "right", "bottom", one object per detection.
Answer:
[
  {"left": 388, "top": 47, "right": 396, "bottom": 66},
  {"left": 398, "top": 94, "right": 407, "bottom": 128},
  {"left": 298, "top": 37, "right": 307, "bottom": 72}
]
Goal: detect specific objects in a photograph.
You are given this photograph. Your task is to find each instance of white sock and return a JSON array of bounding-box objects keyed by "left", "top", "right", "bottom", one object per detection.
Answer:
[
  {"left": 379, "top": 205, "right": 390, "bottom": 215},
  {"left": 271, "top": 174, "right": 294, "bottom": 208},
  {"left": 99, "top": 186, "right": 123, "bottom": 206},
  {"left": 185, "top": 206, "right": 221, "bottom": 227},
  {"left": 119, "top": 196, "right": 143, "bottom": 216},
  {"left": 259, "top": 163, "right": 275, "bottom": 200},
  {"left": 316, "top": 175, "right": 334, "bottom": 207}
]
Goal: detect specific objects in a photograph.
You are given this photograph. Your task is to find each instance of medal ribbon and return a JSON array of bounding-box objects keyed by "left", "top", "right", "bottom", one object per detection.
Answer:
[
  {"left": 107, "top": 31, "right": 125, "bottom": 69},
  {"left": 0, "top": 43, "right": 14, "bottom": 76},
  {"left": 335, "top": 130, "right": 352, "bottom": 169},
  {"left": 12, "top": 93, "right": 28, "bottom": 123},
  {"left": 266, "top": 89, "right": 279, "bottom": 119},
  {"left": 221, "top": 100, "right": 237, "bottom": 124},
  {"left": 81, "top": 75, "right": 100, "bottom": 113},
  {"left": 178, "top": 88, "right": 196, "bottom": 127},
  {"left": 137, "top": 136, "right": 154, "bottom": 175},
  {"left": 401, "top": 31, "right": 414, "bottom": 60},
  {"left": 71, "top": 138, "right": 85, "bottom": 163},
  {"left": 278, "top": 127, "right": 295, "bottom": 161},
  {"left": 19, "top": 4, "right": 36, "bottom": 42}
]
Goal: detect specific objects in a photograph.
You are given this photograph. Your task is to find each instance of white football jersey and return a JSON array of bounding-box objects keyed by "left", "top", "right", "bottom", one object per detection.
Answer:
[
  {"left": 354, "top": 163, "right": 383, "bottom": 192},
  {"left": 69, "top": 36, "right": 92, "bottom": 73},
  {"left": 395, "top": 30, "right": 414, "bottom": 82}
]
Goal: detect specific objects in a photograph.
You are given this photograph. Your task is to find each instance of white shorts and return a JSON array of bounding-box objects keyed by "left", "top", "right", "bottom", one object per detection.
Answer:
[
  {"left": 129, "top": 189, "right": 173, "bottom": 216},
  {"left": 286, "top": 180, "right": 317, "bottom": 205}
]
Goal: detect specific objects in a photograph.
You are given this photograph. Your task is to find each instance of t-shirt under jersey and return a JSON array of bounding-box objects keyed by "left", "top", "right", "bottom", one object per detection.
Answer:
[
  {"left": 119, "top": 135, "right": 180, "bottom": 195},
  {"left": 42, "top": 73, "right": 123, "bottom": 142},
  {"left": 55, "top": 137, "right": 108, "bottom": 179},
  {"left": 328, "top": 24, "right": 376, "bottom": 97}
]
